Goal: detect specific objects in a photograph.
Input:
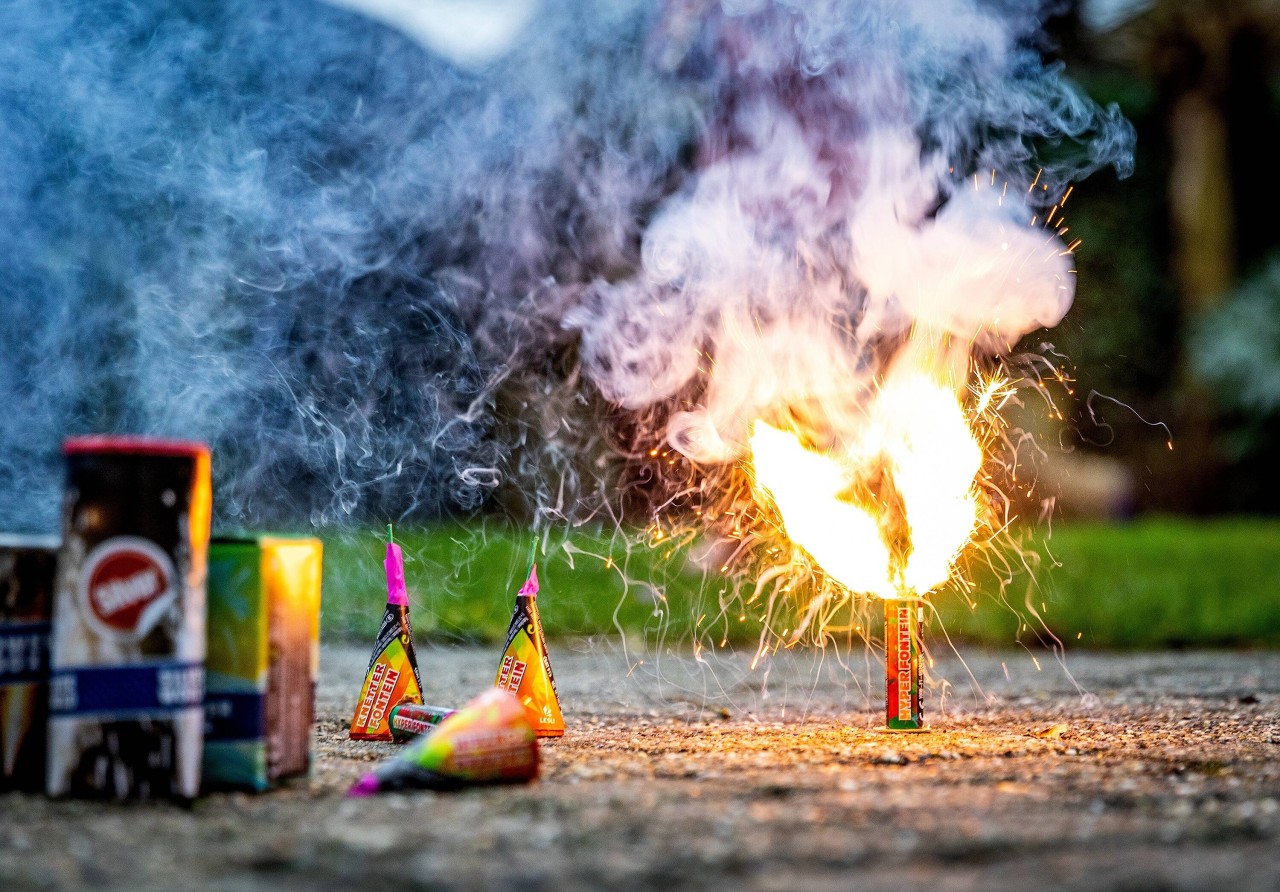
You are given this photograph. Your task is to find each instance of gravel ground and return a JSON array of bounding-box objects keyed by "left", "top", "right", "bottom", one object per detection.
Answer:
[{"left": 2, "top": 643, "right": 1279, "bottom": 891}]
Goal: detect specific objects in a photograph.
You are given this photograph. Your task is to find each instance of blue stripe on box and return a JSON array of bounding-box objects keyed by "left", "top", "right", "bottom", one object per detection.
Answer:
[
  {"left": 204, "top": 691, "right": 266, "bottom": 742},
  {"left": 0, "top": 621, "right": 50, "bottom": 685},
  {"left": 48, "top": 662, "right": 204, "bottom": 716}
]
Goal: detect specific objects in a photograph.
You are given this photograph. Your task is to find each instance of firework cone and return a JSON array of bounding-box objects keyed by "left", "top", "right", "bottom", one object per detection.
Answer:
[
  {"left": 349, "top": 526, "right": 423, "bottom": 740},
  {"left": 494, "top": 550, "right": 564, "bottom": 738},
  {"left": 348, "top": 689, "right": 538, "bottom": 796}
]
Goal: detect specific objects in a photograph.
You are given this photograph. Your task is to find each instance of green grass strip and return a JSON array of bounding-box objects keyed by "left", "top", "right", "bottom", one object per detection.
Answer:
[{"left": 319, "top": 519, "right": 1280, "bottom": 650}]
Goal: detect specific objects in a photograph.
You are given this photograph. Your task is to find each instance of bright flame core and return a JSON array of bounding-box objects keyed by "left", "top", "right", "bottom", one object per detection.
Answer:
[{"left": 749, "top": 356, "right": 984, "bottom": 599}]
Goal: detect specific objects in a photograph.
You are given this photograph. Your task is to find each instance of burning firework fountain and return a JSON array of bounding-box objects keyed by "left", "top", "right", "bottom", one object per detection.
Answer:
[
  {"left": 565, "top": 0, "right": 1129, "bottom": 726},
  {"left": 748, "top": 343, "right": 997, "bottom": 729}
]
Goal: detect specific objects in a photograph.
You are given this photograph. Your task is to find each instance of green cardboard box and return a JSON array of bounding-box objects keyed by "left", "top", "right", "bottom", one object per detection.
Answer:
[{"left": 203, "top": 536, "right": 322, "bottom": 791}]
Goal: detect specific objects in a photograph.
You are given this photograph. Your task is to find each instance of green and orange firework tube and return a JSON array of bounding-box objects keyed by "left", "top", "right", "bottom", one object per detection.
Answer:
[
  {"left": 348, "top": 689, "right": 538, "bottom": 795},
  {"left": 494, "top": 545, "right": 563, "bottom": 737},
  {"left": 389, "top": 702, "right": 456, "bottom": 743},
  {"left": 885, "top": 597, "right": 924, "bottom": 731},
  {"left": 349, "top": 526, "right": 423, "bottom": 741},
  {"left": 204, "top": 535, "right": 323, "bottom": 791}
]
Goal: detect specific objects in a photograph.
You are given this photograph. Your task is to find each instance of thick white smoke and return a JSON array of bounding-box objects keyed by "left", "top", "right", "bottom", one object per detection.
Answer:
[{"left": 569, "top": 0, "right": 1129, "bottom": 468}]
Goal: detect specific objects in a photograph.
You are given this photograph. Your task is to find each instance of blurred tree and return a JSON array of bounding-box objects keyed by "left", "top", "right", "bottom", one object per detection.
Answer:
[
  {"left": 1190, "top": 256, "right": 1280, "bottom": 510},
  {"left": 1153, "top": 2, "right": 1280, "bottom": 317},
  {"left": 1089, "top": 0, "right": 1278, "bottom": 313},
  {"left": 1044, "top": 0, "right": 1280, "bottom": 512}
]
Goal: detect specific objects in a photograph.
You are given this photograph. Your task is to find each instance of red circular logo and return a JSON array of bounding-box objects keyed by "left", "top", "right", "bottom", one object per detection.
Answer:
[{"left": 84, "top": 540, "right": 172, "bottom": 635}]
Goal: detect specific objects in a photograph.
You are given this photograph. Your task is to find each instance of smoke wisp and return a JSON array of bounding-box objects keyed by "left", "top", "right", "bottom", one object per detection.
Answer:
[{"left": 0, "top": 0, "right": 1132, "bottom": 535}]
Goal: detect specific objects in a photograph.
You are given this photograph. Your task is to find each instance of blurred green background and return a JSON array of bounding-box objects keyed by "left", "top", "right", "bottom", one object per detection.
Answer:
[
  {"left": 1030, "top": 1, "right": 1280, "bottom": 516},
  {"left": 320, "top": 519, "right": 1280, "bottom": 650}
]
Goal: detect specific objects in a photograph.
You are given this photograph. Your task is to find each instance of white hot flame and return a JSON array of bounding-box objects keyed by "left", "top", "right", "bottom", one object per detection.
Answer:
[{"left": 749, "top": 345, "right": 984, "bottom": 598}]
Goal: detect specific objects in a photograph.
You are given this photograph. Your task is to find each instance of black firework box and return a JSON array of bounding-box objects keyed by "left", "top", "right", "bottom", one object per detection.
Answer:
[
  {"left": 0, "top": 534, "right": 58, "bottom": 792},
  {"left": 46, "top": 436, "right": 212, "bottom": 801}
]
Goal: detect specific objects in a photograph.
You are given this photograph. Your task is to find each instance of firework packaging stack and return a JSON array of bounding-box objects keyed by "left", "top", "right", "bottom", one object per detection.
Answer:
[
  {"left": 349, "top": 526, "right": 423, "bottom": 741},
  {"left": 47, "top": 437, "right": 212, "bottom": 800},
  {"left": 203, "top": 536, "right": 323, "bottom": 791},
  {"left": 0, "top": 535, "right": 58, "bottom": 792},
  {"left": 389, "top": 702, "right": 456, "bottom": 743},
  {"left": 348, "top": 688, "right": 537, "bottom": 796},
  {"left": 494, "top": 551, "right": 563, "bottom": 737},
  {"left": 885, "top": 598, "right": 925, "bottom": 732}
]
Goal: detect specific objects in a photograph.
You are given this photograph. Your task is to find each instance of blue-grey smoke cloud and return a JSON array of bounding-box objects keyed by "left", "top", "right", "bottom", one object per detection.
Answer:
[
  {"left": 0, "top": 0, "right": 1132, "bottom": 533},
  {"left": 0, "top": 0, "right": 693, "bottom": 530}
]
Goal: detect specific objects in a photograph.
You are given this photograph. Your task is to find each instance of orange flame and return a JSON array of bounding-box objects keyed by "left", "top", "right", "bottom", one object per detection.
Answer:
[{"left": 749, "top": 345, "right": 985, "bottom": 599}]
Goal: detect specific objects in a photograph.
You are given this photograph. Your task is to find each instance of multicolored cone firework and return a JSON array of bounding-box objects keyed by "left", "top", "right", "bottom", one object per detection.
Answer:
[
  {"left": 348, "top": 688, "right": 538, "bottom": 795},
  {"left": 494, "top": 545, "right": 564, "bottom": 738},
  {"left": 349, "top": 526, "right": 424, "bottom": 741}
]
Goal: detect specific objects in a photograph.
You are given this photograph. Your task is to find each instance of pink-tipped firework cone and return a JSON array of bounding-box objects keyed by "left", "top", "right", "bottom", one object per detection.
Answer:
[
  {"left": 494, "top": 547, "right": 563, "bottom": 738},
  {"left": 349, "top": 526, "right": 423, "bottom": 741}
]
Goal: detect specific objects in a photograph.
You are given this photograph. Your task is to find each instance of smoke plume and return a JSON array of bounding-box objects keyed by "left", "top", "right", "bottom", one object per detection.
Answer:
[{"left": 0, "top": 0, "right": 1132, "bottom": 533}]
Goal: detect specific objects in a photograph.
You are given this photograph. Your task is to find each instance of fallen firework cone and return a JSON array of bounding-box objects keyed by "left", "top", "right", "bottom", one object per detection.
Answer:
[
  {"left": 494, "top": 548, "right": 563, "bottom": 737},
  {"left": 349, "top": 526, "right": 423, "bottom": 741},
  {"left": 348, "top": 688, "right": 537, "bottom": 795}
]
